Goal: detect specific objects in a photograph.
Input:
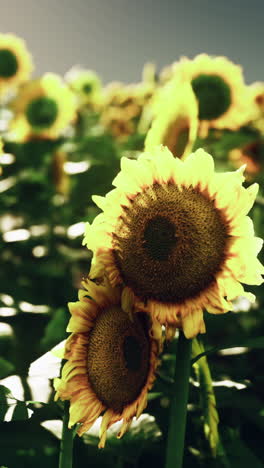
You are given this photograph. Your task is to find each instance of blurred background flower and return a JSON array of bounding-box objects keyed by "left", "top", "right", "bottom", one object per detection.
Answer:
[{"left": 0, "top": 33, "right": 33, "bottom": 95}]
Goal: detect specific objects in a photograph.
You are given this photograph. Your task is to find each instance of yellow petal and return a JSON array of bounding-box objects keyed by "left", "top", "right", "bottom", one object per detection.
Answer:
[{"left": 182, "top": 309, "right": 206, "bottom": 339}]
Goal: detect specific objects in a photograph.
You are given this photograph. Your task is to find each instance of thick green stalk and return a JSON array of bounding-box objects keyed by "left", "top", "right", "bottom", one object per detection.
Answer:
[
  {"left": 59, "top": 401, "right": 74, "bottom": 468},
  {"left": 165, "top": 331, "right": 192, "bottom": 468}
]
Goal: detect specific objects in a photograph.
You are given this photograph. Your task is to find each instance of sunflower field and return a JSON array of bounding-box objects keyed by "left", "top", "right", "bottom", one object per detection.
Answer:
[{"left": 0, "top": 33, "right": 264, "bottom": 468}]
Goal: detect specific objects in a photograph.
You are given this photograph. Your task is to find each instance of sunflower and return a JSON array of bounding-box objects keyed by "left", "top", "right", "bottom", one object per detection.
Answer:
[
  {"left": 104, "top": 81, "right": 154, "bottom": 114},
  {"left": 84, "top": 146, "right": 263, "bottom": 339},
  {"left": 173, "top": 54, "right": 252, "bottom": 133},
  {"left": 101, "top": 107, "right": 135, "bottom": 140},
  {"left": 54, "top": 277, "right": 160, "bottom": 447},
  {"left": 145, "top": 81, "right": 198, "bottom": 159},
  {"left": 10, "top": 73, "right": 76, "bottom": 141},
  {"left": 101, "top": 81, "right": 154, "bottom": 140},
  {"left": 229, "top": 141, "right": 264, "bottom": 177},
  {"left": 249, "top": 82, "right": 264, "bottom": 113},
  {"left": 248, "top": 82, "right": 264, "bottom": 134},
  {"left": 65, "top": 67, "right": 102, "bottom": 107},
  {"left": 0, "top": 33, "right": 33, "bottom": 94}
]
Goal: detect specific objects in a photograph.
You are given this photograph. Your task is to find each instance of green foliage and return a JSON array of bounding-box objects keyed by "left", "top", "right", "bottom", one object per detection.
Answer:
[
  {"left": 193, "top": 128, "right": 260, "bottom": 160},
  {"left": 0, "top": 358, "right": 15, "bottom": 379},
  {"left": 192, "top": 335, "right": 264, "bottom": 364},
  {"left": 40, "top": 308, "right": 69, "bottom": 351},
  {"left": 12, "top": 401, "right": 28, "bottom": 421},
  {"left": 0, "top": 385, "right": 11, "bottom": 421}
]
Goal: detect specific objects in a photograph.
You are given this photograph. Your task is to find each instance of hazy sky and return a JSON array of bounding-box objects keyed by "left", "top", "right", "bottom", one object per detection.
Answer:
[{"left": 1, "top": 0, "right": 264, "bottom": 85}]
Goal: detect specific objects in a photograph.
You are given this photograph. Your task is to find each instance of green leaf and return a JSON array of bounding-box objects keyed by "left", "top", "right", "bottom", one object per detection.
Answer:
[
  {"left": 192, "top": 335, "right": 264, "bottom": 364},
  {"left": 40, "top": 307, "right": 68, "bottom": 351},
  {"left": 0, "top": 385, "right": 13, "bottom": 397},
  {"left": 223, "top": 427, "right": 263, "bottom": 468},
  {"left": 122, "top": 133, "right": 146, "bottom": 151},
  {"left": 193, "top": 127, "right": 259, "bottom": 160},
  {"left": 77, "top": 134, "right": 118, "bottom": 165},
  {"left": 12, "top": 401, "right": 29, "bottom": 421},
  {"left": 0, "top": 357, "right": 15, "bottom": 379},
  {"left": 147, "top": 392, "right": 163, "bottom": 401},
  {"left": 0, "top": 385, "right": 10, "bottom": 421}
]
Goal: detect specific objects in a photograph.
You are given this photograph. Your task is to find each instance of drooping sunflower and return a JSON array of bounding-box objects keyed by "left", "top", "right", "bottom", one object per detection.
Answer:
[
  {"left": 84, "top": 146, "right": 264, "bottom": 339},
  {"left": 10, "top": 73, "right": 76, "bottom": 141},
  {"left": 65, "top": 67, "right": 102, "bottom": 107},
  {"left": 0, "top": 33, "right": 33, "bottom": 94},
  {"left": 145, "top": 81, "right": 198, "bottom": 159},
  {"left": 173, "top": 54, "right": 253, "bottom": 133},
  {"left": 54, "top": 277, "right": 160, "bottom": 447}
]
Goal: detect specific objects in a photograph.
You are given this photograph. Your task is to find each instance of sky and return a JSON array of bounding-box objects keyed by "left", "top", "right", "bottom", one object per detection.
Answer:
[{"left": 1, "top": 0, "right": 264, "bottom": 85}]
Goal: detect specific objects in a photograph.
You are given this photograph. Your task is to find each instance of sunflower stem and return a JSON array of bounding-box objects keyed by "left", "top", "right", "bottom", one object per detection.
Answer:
[
  {"left": 165, "top": 331, "right": 192, "bottom": 468},
  {"left": 59, "top": 401, "right": 74, "bottom": 468},
  {"left": 192, "top": 338, "right": 220, "bottom": 458}
]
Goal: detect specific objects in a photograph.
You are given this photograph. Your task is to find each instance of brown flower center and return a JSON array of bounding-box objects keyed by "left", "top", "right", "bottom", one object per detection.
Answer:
[
  {"left": 26, "top": 96, "right": 58, "bottom": 129},
  {"left": 256, "top": 94, "right": 264, "bottom": 109},
  {"left": 144, "top": 215, "right": 177, "bottom": 261},
  {"left": 0, "top": 48, "right": 18, "bottom": 78},
  {"left": 112, "top": 183, "right": 229, "bottom": 303},
  {"left": 87, "top": 306, "right": 150, "bottom": 413},
  {"left": 82, "top": 82, "right": 93, "bottom": 94},
  {"left": 191, "top": 74, "right": 231, "bottom": 120}
]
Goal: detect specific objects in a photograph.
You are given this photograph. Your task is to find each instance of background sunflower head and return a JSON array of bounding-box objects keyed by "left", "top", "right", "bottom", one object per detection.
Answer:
[
  {"left": 248, "top": 82, "right": 264, "bottom": 135},
  {"left": 10, "top": 73, "right": 76, "bottom": 141},
  {"left": 0, "top": 33, "right": 33, "bottom": 94},
  {"left": 101, "top": 81, "right": 155, "bottom": 140},
  {"left": 65, "top": 67, "right": 102, "bottom": 108},
  {"left": 229, "top": 141, "right": 264, "bottom": 178},
  {"left": 172, "top": 54, "right": 254, "bottom": 133}
]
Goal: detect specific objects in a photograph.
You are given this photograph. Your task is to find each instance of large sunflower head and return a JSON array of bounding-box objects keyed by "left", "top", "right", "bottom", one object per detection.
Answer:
[
  {"left": 173, "top": 54, "right": 253, "bottom": 132},
  {"left": 54, "top": 277, "right": 160, "bottom": 447},
  {"left": 0, "top": 33, "right": 33, "bottom": 94},
  {"left": 84, "top": 146, "right": 264, "bottom": 339},
  {"left": 10, "top": 73, "right": 76, "bottom": 141},
  {"left": 145, "top": 81, "right": 198, "bottom": 159}
]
